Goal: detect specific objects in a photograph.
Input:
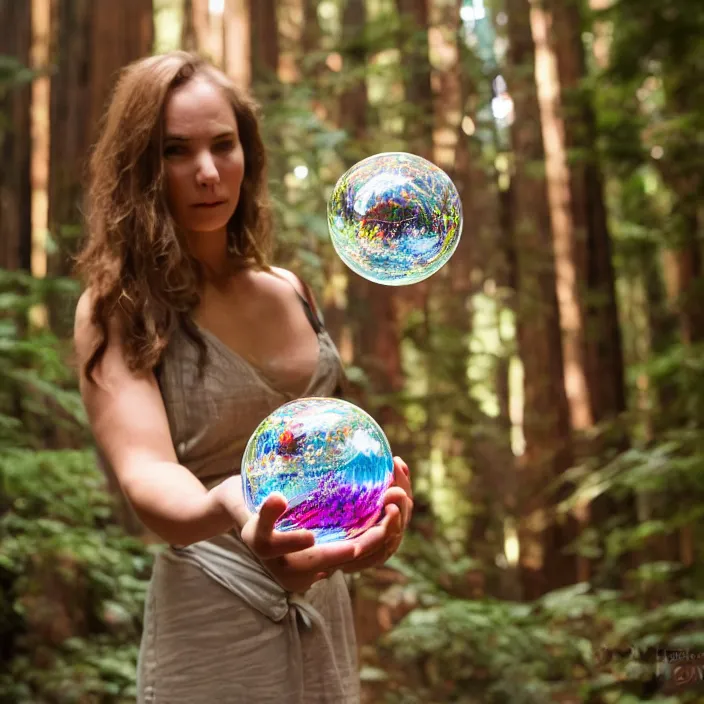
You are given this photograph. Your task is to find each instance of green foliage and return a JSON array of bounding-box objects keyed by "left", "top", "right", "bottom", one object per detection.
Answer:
[
  {"left": 373, "top": 549, "right": 704, "bottom": 703},
  {"left": 0, "top": 270, "right": 85, "bottom": 448},
  {"left": 0, "top": 271, "right": 153, "bottom": 703}
]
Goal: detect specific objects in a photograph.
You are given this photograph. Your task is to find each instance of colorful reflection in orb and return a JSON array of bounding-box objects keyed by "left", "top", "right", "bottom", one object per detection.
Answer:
[
  {"left": 242, "top": 398, "right": 394, "bottom": 543},
  {"left": 328, "top": 152, "right": 463, "bottom": 285}
]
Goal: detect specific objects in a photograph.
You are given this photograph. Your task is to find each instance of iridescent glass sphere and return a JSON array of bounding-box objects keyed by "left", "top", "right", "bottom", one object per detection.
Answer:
[
  {"left": 242, "top": 398, "right": 394, "bottom": 543},
  {"left": 327, "top": 152, "right": 463, "bottom": 285}
]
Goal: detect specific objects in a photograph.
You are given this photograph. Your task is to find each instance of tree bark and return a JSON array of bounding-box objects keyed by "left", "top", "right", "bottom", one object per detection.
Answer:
[
  {"left": 538, "top": 0, "right": 633, "bottom": 585},
  {"left": 546, "top": 0, "right": 626, "bottom": 424},
  {"left": 672, "top": 238, "right": 704, "bottom": 346},
  {"left": 301, "top": 0, "right": 321, "bottom": 58},
  {"left": 395, "top": 0, "right": 433, "bottom": 161},
  {"left": 223, "top": 0, "right": 250, "bottom": 89},
  {"left": 181, "top": 0, "right": 209, "bottom": 53},
  {"left": 0, "top": 0, "right": 33, "bottom": 273},
  {"left": 249, "top": 0, "right": 280, "bottom": 84},
  {"left": 530, "top": 0, "right": 593, "bottom": 431},
  {"left": 248, "top": 0, "right": 282, "bottom": 179},
  {"left": 29, "top": 0, "right": 52, "bottom": 296},
  {"left": 506, "top": 0, "right": 578, "bottom": 598}
]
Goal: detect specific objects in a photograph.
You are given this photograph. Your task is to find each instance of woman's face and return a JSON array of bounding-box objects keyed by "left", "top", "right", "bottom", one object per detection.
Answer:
[{"left": 162, "top": 76, "right": 245, "bottom": 237}]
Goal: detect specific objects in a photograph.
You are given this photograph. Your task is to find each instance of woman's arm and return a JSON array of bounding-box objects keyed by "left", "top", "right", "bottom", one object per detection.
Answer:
[{"left": 74, "top": 290, "right": 235, "bottom": 546}]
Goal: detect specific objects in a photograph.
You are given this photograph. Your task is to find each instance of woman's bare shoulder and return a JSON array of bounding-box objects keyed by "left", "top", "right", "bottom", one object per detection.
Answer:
[
  {"left": 269, "top": 266, "right": 306, "bottom": 298},
  {"left": 73, "top": 288, "right": 126, "bottom": 368}
]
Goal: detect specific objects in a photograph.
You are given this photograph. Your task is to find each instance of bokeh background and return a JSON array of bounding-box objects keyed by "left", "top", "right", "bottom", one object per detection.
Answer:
[{"left": 1, "top": 0, "right": 703, "bottom": 702}]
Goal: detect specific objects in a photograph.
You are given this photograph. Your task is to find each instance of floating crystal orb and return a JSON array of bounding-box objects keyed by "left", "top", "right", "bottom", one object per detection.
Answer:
[
  {"left": 327, "top": 152, "right": 463, "bottom": 285},
  {"left": 242, "top": 398, "right": 394, "bottom": 544}
]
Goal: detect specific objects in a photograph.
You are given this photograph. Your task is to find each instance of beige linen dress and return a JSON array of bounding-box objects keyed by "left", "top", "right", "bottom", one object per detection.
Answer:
[{"left": 136, "top": 287, "right": 360, "bottom": 703}]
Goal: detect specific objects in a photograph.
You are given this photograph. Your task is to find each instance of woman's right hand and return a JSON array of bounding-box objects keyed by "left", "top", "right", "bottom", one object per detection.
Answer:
[{"left": 213, "top": 475, "right": 359, "bottom": 592}]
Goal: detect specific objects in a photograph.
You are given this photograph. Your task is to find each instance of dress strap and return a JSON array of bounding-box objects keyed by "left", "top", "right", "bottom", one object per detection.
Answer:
[
  {"left": 285, "top": 272, "right": 325, "bottom": 335},
  {"left": 297, "top": 292, "right": 324, "bottom": 335},
  {"left": 275, "top": 269, "right": 346, "bottom": 398}
]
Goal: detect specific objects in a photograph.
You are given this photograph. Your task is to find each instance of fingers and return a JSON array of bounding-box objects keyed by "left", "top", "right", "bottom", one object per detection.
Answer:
[
  {"left": 384, "top": 486, "right": 413, "bottom": 531},
  {"left": 262, "top": 539, "right": 359, "bottom": 592},
  {"left": 276, "top": 539, "right": 357, "bottom": 573},
  {"left": 341, "top": 526, "right": 403, "bottom": 573},
  {"left": 351, "top": 503, "right": 402, "bottom": 562},
  {"left": 256, "top": 528, "right": 317, "bottom": 559},
  {"left": 383, "top": 487, "right": 409, "bottom": 507},
  {"left": 242, "top": 492, "right": 316, "bottom": 559},
  {"left": 389, "top": 457, "right": 413, "bottom": 529},
  {"left": 393, "top": 455, "right": 410, "bottom": 478},
  {"left": 392, "top": 457, "right": 413, "bottom": 499},
  {"left": 256, "top": 492, "right": 288, "bottom": 534}
]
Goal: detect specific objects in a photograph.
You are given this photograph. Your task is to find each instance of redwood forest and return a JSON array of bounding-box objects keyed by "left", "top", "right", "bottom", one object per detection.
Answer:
[{"left": 1, "top": 0, "right": 703, "bottom": 702}]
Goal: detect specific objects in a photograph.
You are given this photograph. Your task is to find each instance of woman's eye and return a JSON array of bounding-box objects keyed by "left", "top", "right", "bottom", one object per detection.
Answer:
[
  {"left": 213, "top": 140, "right": 235, "bottom": 153},
  {"left": 164, "top": 144, "right": 186, "bottom": 157}
]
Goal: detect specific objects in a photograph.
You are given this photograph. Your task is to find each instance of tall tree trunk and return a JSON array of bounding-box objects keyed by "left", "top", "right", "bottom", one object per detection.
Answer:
[
  {"left": 506, "top": 0, "right": 578, "bottom": 598},
  {"left": 223, "top": 0, "right": 250, "bottom": 88},
  {"left": 301, "top": 0, "right": 321, "bottom": 59},
  {"left": 539, "top": 0, "right": 631, "bottom": 584},
  {"left": 588, "top": 0, "right": 611, "bottom": 69},
  {"left": 186, "top": 0, "right": 248, "bottom": 77},
  {"left": 0, "top": 0, "right": 33, "bottom": 273},
  {"left": 529, "top": 0, "right": 593, "bottom": 432},
  {"left": 546, "top": 0, "right": 626, "bottom": 425},
  {"left": 248, "top": 0, "right": 283, "bottom": 185},
  {"left": 181, "top": 0, "right": 209, "bottom": 53},
  {"left": 395, "top": 0, "right": 433, "bottom": 161},
  {"left": 27, "top": 0, "right": 53, "bottom": 330},
  {"left": 48, "top": 0, "right": 154, "bottom": 334},
  {"left": 672, "top": 234, "right": 704, "bottom": 346},
  {"left": 249, "top": 0, "right": 280, "bottom": 85}
]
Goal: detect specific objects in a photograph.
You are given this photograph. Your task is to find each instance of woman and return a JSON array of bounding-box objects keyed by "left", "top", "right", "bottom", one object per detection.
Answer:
[{"left": 73, "top": 51, "right": 413, "bottom": 703}]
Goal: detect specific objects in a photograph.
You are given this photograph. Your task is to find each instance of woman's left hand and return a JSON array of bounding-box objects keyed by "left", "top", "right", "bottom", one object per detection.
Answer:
[{"left": 337, "top": 456, "right": 413, "bottom": 575}]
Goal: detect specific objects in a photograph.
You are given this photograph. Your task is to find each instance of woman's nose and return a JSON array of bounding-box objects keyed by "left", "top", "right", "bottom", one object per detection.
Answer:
[{"left": 195, "top": 151, "right": 219, "bottom": 186}]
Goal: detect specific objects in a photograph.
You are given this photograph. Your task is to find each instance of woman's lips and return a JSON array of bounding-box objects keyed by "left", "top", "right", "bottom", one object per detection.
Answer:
[{"left": 192, "top": 200, "right": 226, "bottom": 208}]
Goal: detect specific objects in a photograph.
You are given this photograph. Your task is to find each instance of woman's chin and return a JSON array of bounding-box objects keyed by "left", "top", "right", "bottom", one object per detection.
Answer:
[{"left": 186, "top": 216, "right": 233, "bottom": 235}]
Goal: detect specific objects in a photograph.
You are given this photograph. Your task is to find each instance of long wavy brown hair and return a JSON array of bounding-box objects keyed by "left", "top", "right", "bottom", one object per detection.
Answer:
[{"left": 75, "top": 51, "right": 272, "bottom": 381}]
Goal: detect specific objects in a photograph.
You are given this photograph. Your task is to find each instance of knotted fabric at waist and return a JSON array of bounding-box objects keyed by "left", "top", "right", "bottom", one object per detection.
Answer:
[
  {"left": 169, "top": 533, "right": 326, "bottom": 630},
  {"left": 166, "top": 533, "right": 349, "bottom": 703}
]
